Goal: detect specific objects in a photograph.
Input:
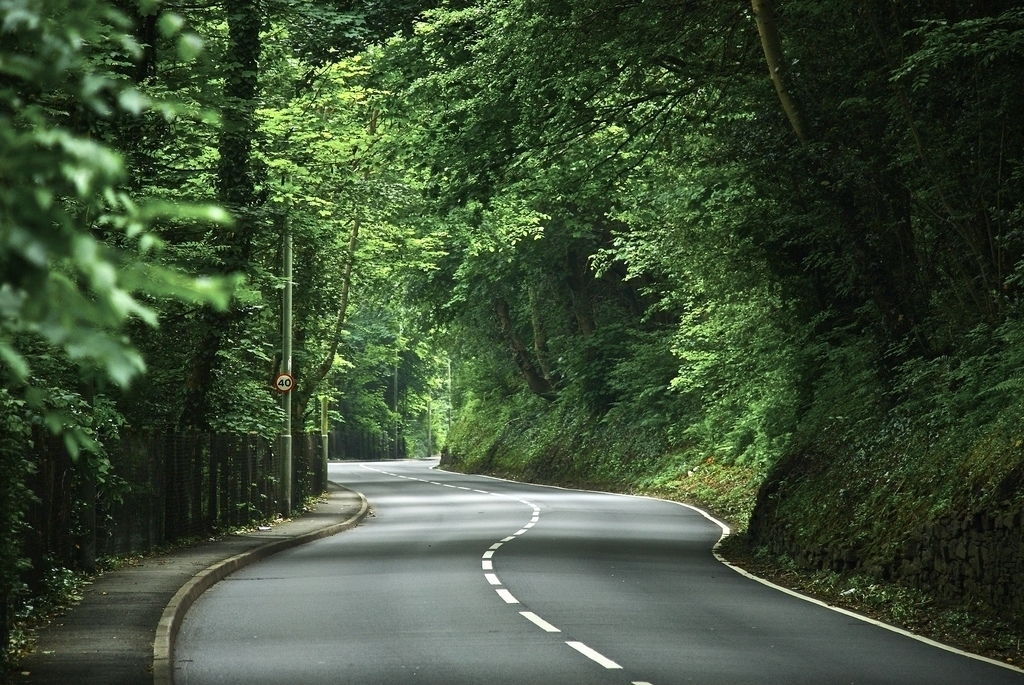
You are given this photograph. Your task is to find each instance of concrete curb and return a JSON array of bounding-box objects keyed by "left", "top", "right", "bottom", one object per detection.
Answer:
[{"left": 151, "top": 486, "right": 370, "bottom": 685}]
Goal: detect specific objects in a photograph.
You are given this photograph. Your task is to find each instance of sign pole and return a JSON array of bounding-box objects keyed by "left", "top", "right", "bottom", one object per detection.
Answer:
[
  {"left": 320, "top": 396, "right": 329, "bottom": 492},
  {"left": 282, "top": 225, "right": 293, "bottom": 517}
]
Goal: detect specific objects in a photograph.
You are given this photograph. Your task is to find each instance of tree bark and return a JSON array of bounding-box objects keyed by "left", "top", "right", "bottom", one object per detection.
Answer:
[
  {"left": 494, "top": 299, "right": 555, "bottom": 399},
  {"left": 291, "top": 111, "right": 376, "bottom": 427},
  {"left": 565, "top": 252, "right": 596, "bottom": 337},
  {"left": 528, "top": 284, "right": 553, "bottom": 382},
  {"left": 291, "top": 214, "right": 359, "bottom": 425},
  {"left": 751, "top": 0, "right": 809, "bottom": 144}
]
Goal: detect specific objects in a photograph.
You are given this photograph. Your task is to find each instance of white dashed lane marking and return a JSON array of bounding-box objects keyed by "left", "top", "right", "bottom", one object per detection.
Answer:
[
  {"left": 358, "top": 464, "right": 657, "bottom": 683},
  {"left": 520, "top": 611, "right": 560, "bottom": 633},
  {"left": 566, "top": 641, "right": 622, "bottom": 669},
  {"left": 496, "top": 588, "right": 519, "bottom": 604}
]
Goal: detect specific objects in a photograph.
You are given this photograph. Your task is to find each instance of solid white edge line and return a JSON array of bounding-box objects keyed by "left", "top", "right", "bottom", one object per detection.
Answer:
[
  {"left": 712, "top": 547, "right": 1024, "bottom": 674},
  {"left": 485, "top": 573, "right": 501, "bottom": 585},
  {"left": 519, "top": 611, "right": 561, "bottom": 633},
  {"left": 496, "top": 588, "right": 519, "bottom": 604},
  {"left": 433, "top": 463, "right": 1024, "bottom": 676},
  {"left": 565, "top": 641, "right": 622, "bottom": 669}
]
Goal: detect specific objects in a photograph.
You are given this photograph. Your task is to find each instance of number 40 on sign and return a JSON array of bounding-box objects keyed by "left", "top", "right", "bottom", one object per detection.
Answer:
[{"left": 273, "top": 373, "right": 294, "bottom": 393}]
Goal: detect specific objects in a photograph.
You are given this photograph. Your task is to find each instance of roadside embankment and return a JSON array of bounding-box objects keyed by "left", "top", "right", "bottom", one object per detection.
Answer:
[
  {"left": 446, "top": 392, "right": 1024, "bottom": 666},
  {"left": 735, "top": 401, "right": 1024, "bottom": 665}
]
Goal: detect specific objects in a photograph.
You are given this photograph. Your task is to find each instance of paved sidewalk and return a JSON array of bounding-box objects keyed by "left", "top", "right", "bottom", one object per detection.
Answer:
[{"left": 13, "top": 482, "right": 368, "bottom": 685}]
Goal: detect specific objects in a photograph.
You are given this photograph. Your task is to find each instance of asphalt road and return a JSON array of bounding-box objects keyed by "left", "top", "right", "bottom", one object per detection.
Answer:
[{"left": 174, "top": 459, "right": 1024, "bottom": 685}]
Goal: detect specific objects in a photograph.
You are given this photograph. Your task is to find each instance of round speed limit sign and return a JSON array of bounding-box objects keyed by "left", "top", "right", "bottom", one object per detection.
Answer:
[{"left": 273, "top": 373, "right": 294, "bottom": 393}]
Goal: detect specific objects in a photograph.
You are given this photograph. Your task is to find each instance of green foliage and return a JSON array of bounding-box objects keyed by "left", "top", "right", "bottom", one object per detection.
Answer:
[
  {"left": 445, "top": 386, "right": 761, "bottom": 526},
  {"left": 0, "top": 0, "right": 233, "bottom": 414},
  {"left": 0, "top": 389, "right": 33, "bottom": 671},
  {"left": 4, "top": 0, "right": 1024, "bottom": 664},
  {"left": 896, "top": 9, "right": 1024, "bottom": 85},
  {"left": 0, "top": 0, "right": 235, "bottom": 667},
  {"left": 749, "top": 353, "right": 1024, "bottom": 593}
]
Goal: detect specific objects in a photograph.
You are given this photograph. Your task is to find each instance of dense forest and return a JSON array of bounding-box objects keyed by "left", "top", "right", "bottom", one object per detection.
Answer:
[{"left": 3, "top": 0, "right": 1024, "bottom": 670}]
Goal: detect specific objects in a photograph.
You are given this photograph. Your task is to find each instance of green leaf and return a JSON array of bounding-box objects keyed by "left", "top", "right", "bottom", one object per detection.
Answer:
[
  {"left": 118, "top": 88, "right": 150, "bottom": 115},
  {"left": 0, "top": 342, "right": 29, "bottom": 380},
  {"left": 157, "top": 12, "right": 184, "bottom": 36},
  {"left": 177, "top": 32, "right": 204, "bottom": 62}
]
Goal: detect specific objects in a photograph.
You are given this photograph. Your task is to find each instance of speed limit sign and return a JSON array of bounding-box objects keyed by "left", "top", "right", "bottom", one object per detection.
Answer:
[{"left": 273, "top": 373, "right": 294, "bottom": 393}]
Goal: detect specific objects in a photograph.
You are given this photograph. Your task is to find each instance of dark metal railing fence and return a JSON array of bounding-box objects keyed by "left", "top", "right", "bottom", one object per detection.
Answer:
[
  {"left": 22, "top": 428, "right": 326, "bottom": 589},
  {"left": 329, "top": 427, "right": 405, "bottom": 460}
]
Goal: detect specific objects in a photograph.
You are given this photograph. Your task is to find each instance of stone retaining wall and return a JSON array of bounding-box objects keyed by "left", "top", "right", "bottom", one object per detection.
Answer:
[
  {"left": 759, "top": 508, "right": 1024, "bottom": 615},
  {"left": 895, "top": 510, "right": 1024, "bottom": 612}
]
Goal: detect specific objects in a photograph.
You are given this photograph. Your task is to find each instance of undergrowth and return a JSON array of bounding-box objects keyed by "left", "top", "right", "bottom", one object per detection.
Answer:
[{"left": 445, "top": 391, "right": 762, "bottom": 529}]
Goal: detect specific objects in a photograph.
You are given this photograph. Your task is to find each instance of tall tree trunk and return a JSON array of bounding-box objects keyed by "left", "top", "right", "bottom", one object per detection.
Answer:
[
  {"left": 528, "top": 284, "right": 552, "bottom": 381},
  {"left": 494, "top": 299, "right": 555, "bottom": 399},
  {"left": 291, "top": 111, "right": 376, "bottom": 428},
  {"left": 751, "top": 0, "right": 809, "bottom": 144},
  {"left": 134, "top": 8, "right": 158, "bottom": 83},
  {"left": 751, "top": 1, "right": 931, "bottom": 348},
  {"left": 179, "top": 0, "right": 262, "bottom": 429},
  {"left": 291, "top": 214, "right": 360, "bottom": 426},
  {"left": 565, "top": 253, "right": 596, "bottom": 338}
]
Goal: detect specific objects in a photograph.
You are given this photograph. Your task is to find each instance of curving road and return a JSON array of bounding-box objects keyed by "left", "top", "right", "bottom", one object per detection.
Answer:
[{"left": 174, "top": 459, "right": 1024, "bottom": 685}]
